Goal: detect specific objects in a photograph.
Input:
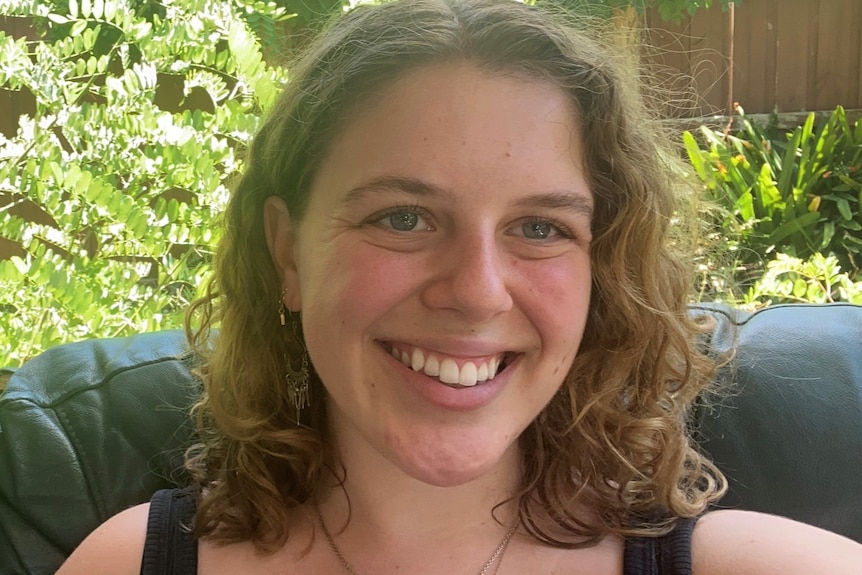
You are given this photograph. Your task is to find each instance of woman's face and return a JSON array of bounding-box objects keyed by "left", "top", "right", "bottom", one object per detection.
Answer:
[{"left": 267, "top": 62, "right": 593, "bottom": 487}]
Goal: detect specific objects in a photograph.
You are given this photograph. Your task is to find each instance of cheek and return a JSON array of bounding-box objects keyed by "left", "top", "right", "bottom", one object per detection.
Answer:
[
  {"left": 516, "top": 257, "right": 591, "bottom": 346},
  {"left": 519, "top": 256, "right": 591, "bottom": 308},
  {"left": 301, "top": 243, "right": 424, "bottom": 328}
]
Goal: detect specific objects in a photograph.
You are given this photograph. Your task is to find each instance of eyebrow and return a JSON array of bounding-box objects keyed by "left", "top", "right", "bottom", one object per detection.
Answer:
[
  {"left": 344, "top": 175, "right": 593, "bottom": 218},
  {"left": 513, "top": 191, "right": 593, "bottom": 219},
  {"left": 344, "top": 176, "right": 447, "bottom": 203}
]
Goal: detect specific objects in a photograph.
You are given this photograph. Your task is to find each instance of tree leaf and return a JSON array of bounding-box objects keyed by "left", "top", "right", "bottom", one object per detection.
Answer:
[{"left": 70, "top": 19, "right": 88, "bottom": 38}]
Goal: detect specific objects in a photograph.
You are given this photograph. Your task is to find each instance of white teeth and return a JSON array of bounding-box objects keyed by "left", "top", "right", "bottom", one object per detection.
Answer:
[
  {"left": 391, "top": 345, "right": 506, "bottom": 386},
  {"left": 424, "top": 354, "right": 440, "bottom": 376},
  {"left": 439, "top": 358, "right": 460, "bottom": 385},
  {"left": 477, "top": 362, "right": 489, "bottom": 382},
  {"left": 459, "top": 362, "right": 478, "bottom": 386},
  {"left": 411, "top": 347, "right": 425, "bottom": 372}
]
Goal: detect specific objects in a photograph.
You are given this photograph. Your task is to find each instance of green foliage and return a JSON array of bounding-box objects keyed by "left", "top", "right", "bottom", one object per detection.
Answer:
[
  {"left": 649, "top": 0, "right": 735, "bottom": 22},
  {"left": 685, "top": 106, "right": 862, "bottom": 289},
  {"left": 0, "top": 0, "right": 291, "bottom": 366},
  {"left": 744, "top": 253, "right": 862, "bottom": 306}
]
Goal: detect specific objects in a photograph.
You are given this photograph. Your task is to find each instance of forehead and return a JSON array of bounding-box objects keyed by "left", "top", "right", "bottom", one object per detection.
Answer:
[
  {"left": 308, "top": 61, "right": 590, "bottom": 210},
  {"left": 354, "top": 62, "right": 581, "bottom": 145}
]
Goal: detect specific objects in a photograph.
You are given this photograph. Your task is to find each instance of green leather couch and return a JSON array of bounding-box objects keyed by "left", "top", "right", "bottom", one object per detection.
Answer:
[{"left": 2, "top": 303, "right": 861, "bottom": 575}]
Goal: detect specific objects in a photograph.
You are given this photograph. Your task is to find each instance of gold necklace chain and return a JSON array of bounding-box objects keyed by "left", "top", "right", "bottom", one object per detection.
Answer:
[{"left": 313, "top": 504, "right": 520, "bottom": 575}]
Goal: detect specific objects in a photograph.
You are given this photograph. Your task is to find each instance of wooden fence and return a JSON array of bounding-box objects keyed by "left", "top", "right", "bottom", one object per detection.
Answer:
[{"left": 643, "top": 0, "right": 862, "bottom": 117}]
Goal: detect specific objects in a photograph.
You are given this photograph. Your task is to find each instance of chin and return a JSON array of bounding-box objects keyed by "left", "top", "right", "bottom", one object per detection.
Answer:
[
  {"left": 405, "top": 463, "right": 496, "bottom": 488},
  {"left": 384, "top": 434, "right": 518, "bottom": 488}
]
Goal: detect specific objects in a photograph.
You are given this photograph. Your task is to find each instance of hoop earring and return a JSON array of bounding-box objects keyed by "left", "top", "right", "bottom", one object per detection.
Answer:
[{"left": 278, "top": 287, "right": 310, "bottom": 421}]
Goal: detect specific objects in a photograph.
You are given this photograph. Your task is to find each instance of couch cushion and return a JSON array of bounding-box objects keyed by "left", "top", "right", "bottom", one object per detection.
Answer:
[
  {"left": 0, "top": 331, "right": 200, "bottom": 575},
  {"left": 693, "top": 303, "right": 862, "bottom": 543}
]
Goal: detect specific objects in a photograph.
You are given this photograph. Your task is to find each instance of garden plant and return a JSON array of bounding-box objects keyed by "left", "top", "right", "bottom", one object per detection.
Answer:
[{"left": 686, "top": 106, "right": 862, "bottom": 306}]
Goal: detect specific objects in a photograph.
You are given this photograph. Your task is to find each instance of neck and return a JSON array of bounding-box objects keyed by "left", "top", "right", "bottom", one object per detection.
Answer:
[
  {"left": 313, "top": 413, "right": 523, "bottom": 573},
  {"left": 319, "top": 441, "right": 521, "bottom": 538},
  {"left": 314, "top": 479, "right": 521, "bottom": 575}
]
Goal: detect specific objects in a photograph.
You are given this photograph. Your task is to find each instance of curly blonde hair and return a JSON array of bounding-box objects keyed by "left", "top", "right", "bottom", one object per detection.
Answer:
[{"left": 186, "top": 0, "right": 726, "bottom": 552}]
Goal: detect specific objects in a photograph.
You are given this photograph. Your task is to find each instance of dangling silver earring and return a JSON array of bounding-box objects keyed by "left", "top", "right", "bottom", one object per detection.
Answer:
[
  {"left": 278, "top": 287, "right": 310, "bottom": 422},
  {"left": 286, "top": 353, "right": 310, "bottom": 422}
]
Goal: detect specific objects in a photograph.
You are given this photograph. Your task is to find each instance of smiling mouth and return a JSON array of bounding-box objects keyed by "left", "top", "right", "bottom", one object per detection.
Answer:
[{"left": 385, "top": 343, "right": 516, "bottom": 388}]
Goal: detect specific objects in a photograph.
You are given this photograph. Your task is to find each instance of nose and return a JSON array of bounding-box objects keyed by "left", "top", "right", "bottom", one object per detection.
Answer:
[{"left": 420, "top": 230, "right": 514, "bottom": 322}]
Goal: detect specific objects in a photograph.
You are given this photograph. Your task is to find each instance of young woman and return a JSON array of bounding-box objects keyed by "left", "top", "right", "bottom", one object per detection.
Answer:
[{"left": 59, "top": 0, "right": 862, "bottom": 573}]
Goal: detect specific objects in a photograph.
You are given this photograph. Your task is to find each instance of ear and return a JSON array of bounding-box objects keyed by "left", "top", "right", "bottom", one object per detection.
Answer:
[{"left": 264, "top": 196, "right": 302, "bottom": 311}]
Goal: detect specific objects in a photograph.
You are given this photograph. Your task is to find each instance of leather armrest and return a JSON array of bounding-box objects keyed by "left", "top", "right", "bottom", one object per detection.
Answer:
[
  {"left": 692, "top": 303, "right": 862, "bottom": 542},
  {"left": 0, "top": 331, "right": 199, "bottom": 575}
]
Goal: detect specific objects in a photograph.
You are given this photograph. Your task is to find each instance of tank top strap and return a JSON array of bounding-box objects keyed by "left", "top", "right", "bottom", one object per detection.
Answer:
[
  {"left": 623, "top": 517, "right": 697, "bottom": 575},
  {"left": 140, "top": 488, "right": 199, "bottom": 575}
]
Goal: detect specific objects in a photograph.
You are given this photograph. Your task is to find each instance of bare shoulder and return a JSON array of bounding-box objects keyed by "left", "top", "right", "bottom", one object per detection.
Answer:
[
  {"left": 693, "top": 509, "right": 862, "bottom": 575},
  {"left": 55, "top": 502, "right": 150, "bottom": 575}
]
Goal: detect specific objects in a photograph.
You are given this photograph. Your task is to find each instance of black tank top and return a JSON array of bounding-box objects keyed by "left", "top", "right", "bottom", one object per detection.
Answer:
[{"left": 140, "top": 489, "right": 697, "bottom": 575}]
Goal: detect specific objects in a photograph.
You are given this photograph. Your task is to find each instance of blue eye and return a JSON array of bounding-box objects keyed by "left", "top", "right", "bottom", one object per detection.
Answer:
[
  {"left": 387, "top": 211, "right": 420, "bottom": 231},
  {"left": 520, "top": 218, "right": 572, "bottom": 241},
  {"left": 522, "top": 221, "right": 555, "bottom": 239},
  {"left": 372, "top": 208, "right": 433, "bottom": 232}
]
